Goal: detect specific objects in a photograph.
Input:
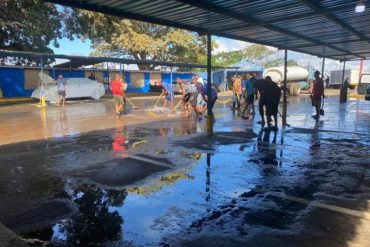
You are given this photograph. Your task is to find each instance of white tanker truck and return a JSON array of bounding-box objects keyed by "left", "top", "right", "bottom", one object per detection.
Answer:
[{"left": 263, "top": 66, "right": 310, "bottom": 95}]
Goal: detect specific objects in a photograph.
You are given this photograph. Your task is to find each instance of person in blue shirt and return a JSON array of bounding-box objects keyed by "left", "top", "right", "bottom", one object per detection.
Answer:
[
  {"left": 197, "top": 83, "right": 218, "bottom": 116},
  {"left": 157, "top": 80, "right": 174, "bottom": 112},
  {"left": 243, "top": 73, "right": 256, "bottom": 117}
]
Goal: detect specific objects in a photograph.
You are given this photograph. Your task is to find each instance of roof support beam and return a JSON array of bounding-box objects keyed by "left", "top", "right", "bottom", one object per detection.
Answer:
[
  {"left": 213, "top": 3, "right": 358, "bottom": 33},
  {"left": 299, "top": 0, "right": 370, "bottom": 45},
  {"left": 174, "top": 0, "right": 365, "bottom": 59},
  {"left": 0, "top": 50, "right": 237, "bottom": 69},
  {"left": 289, "top": 39, "right": 366, "bottom": 49},
  {"left": 215, "top": 33, "right": 339, "bottom": 61},
  {"left": 46, "top": 0, "right": 207, "bottom": 34}
]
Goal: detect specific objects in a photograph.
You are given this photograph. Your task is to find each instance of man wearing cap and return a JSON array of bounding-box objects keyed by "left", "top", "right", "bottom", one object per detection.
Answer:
[{"left": 310, "top": 71, "right": 325, "bottom": 120}]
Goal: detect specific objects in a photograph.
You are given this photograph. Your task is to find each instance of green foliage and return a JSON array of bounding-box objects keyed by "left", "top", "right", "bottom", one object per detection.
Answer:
[
  {"left": 0, "top": 0, "right": 79, "bottom": 53},
  {"left": 263, "top": 59, "right": 299, "bottom": 68},
  {"left": 243, "top": 44, "right": 274, "bottom": 63},
  {"left": 213, "top": 44, "right": 298, "bottom": 69},
  {"left": 77, "top": 11, "right": 214, "bottom": 70},
  {"left": 212, "top": 50, "right": 243, "bottom": 67}
]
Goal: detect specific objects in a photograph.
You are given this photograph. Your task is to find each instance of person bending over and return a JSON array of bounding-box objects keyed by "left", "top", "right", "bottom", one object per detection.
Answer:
[
  {"left": 157, "top": 80, "right": 174, "bottom": 112},
  {"left": 197, "top": 83, "right": 218, "bottom": 117}
]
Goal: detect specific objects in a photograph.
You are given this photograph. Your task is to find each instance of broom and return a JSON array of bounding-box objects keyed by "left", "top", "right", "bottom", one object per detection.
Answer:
[
  {"left": 124, "top": 96, "right": 139, "bottom": 109},
  {"left": 171, "top": 98, "right": 183, "bottom": 113}
]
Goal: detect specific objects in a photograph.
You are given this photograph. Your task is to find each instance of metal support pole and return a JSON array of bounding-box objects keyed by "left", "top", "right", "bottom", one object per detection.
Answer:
[
  {"left": 40, "top": 57, "right": 44, "bottom": 76},
  {"left": 321, "top": 57, "right": 325, "bottom": 79},
  {"left": 107, "top": 62, "right": 110, "bottom": 81},
  {"left": 340, "top": 60, "right": 347, "bottom": 103},
  {"left": 282, "top": 49, "right": 288, "bottom": 126},
  {"left": 359, "top": 59, "right": 364, "bottom": 82},
  {"left": 170, "top": 67, "right": 173, "bottom": 88},
  {"left": 206, "top": 33, "right": 213, "bottom": 136}
]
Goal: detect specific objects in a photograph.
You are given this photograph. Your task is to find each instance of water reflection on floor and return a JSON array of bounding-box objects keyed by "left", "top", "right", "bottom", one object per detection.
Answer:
[{"left": 0, "top": 96, "right": 369, "bottom": 246}]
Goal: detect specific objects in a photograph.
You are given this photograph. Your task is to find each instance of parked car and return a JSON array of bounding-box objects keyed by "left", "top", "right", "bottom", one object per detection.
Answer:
[
  {"left": 149, "top": 81, "right": 183, "bottom": 94},
  {"left": 357, "top": 74, "right": 370, "bottom": 95},
  {"left": 365, "top": 85, "right": 370, "bottom": 101},
  {"left": 31, "top": 73, "right": 105, "bottom": 103}
]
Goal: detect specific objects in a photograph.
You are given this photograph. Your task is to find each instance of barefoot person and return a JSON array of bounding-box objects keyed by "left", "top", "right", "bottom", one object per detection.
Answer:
[
  {"left": 241, "top": 73, "right": 256, "bottom": 118},
  {"left": 197, "top": 83, "right": 218, "bottom": 118},
  {"left": 111, "top": 73, "right": 126, "bottom": 116},
  {"left": 56, "top": 74, "right": 67, "bottom": 107},
  {"left": 310, "top": 71, "right": 325, "bottom": 120},
  {"left": 255, "top": 77, "right": 281, "bottom": 131},
  {"left": 156, "top": 80, "right": 174, "bottom": 112}
]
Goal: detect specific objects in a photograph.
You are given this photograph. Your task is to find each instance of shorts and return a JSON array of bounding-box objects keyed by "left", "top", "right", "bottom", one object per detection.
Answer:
[
  {"left": 165, "top": 92, "right": 174, "bottom": 102},
  {"left": 247, "top": 94, "right": 255, "bottom": 104},
  {"left": 58, "top": 91, "right": 66, "bottom": 97},
  {"left": 183, "top": 93, "right": 191, "bottom": 103},
  {"left": 197, "top": 94, "right": 206, "bottom": 107},
  {"left": 114, "top": 95, "right": 124, "bottom": 105},
  {"left": 311, "top": 96, "right": 321, "bottom": 108},
  {"left": 190, "top": 92, "right": 198, "bottom": 107},
  {"left": 266, "top": 97, "right": 280, "bottom": 116}
]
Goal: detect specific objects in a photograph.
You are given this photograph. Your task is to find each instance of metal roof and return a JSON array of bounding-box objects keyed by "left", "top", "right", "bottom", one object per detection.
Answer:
[
  {"left": 46, "top": 0, "right": 370, "bottom": 61},
  {"left": 0, "top": 50, "right": 238, "bottom": 69}
]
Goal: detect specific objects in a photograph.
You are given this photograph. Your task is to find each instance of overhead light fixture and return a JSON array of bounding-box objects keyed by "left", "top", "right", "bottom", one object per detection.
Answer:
[{"left": 355, "top": 0, "right": 366, "bottom": 13}]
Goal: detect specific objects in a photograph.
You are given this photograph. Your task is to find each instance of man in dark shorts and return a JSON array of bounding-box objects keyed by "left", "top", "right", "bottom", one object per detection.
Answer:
[
  {"left": 197, "top": 83, "right": 218, "bottom": 117},
  {"left": 254, "top": 77, "right": 281, "bottom": 131},
  {"left": 310, "top": 71, "right": 325, "bottom": 120},
  {"left": 264, "top": 76, "right": 281, "bottom": 131}
]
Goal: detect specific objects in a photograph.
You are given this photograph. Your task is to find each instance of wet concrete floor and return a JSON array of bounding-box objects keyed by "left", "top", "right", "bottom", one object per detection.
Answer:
[{"left": 0, "top": 95, "right": 369, "bottom": 246}]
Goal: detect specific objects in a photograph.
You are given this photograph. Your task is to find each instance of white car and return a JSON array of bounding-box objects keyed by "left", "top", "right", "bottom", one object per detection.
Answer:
[
  {"left": 31, "top": 73, "right": 105, "bottom": 103},
  {"left": 365, "top": 85, "right": 370, "bottom": 101}
]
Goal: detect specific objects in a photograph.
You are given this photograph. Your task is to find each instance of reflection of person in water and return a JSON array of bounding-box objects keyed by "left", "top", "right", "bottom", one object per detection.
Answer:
[
  {"left": 255, "top": 129, "right": 279, "bottom": 166},
  {"left": 309, "top": 120, "right": 322, "bottom": 153},
  {"left": 61, "top": 184, "right": 126, "bottom": 245},
  {"left": 112, "top": 126, "right": 128, "bottom": 155}
]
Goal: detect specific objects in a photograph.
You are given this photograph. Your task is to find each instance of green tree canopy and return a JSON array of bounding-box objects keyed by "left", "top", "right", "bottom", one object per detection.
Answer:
[
  {"left": 263, "top": 59, "right": 299, "bottom": 68},
  {"left": 213, "top": 44, "right": 298, "bottom": 69},
  {"left": 0, "top": 0, "right": 80, "bottom": 53},
  {"left": 76, "top": 11, "right": 213, "bottom": 70}
]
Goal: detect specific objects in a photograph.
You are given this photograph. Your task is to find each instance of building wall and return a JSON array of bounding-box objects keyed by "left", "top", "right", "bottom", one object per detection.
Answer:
[{"left": 0, "top": 66, "right": 195, "bottom": 98}]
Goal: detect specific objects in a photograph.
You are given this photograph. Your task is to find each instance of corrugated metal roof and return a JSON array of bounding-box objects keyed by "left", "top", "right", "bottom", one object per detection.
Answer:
[{"left": 46, "top": 0, "right": 370, "bottom": 61}]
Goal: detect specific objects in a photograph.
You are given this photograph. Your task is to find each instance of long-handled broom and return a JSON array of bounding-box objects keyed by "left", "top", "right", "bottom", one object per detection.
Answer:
[
  {"left": 171, "top": 98, "right": 183, "bottom": 113},
  {"left": 124, "top": 96, "right": 139, "bottom": 109}
]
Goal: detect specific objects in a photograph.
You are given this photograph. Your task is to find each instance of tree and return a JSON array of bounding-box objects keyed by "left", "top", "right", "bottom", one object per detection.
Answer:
[
  {"left": 243, "top": 44, "right": 274, "bottom": 64},
  {"left": 0, "top": 0, "right": 82, "bottom": 66},
  {"left": 77, "top": 11, "right": 212, "bottom": 70},
  {"left": 263, "top": 59, "right": 299, "bottom": 68},
  {"left": 212, "top": 44, "right": 275, "bottom": 67},
  {"left": 213, "top": 50, "right": 244, "bottom": 67},
  {"left": 0, "top": 0, "right": 80, "bottom": 53}
]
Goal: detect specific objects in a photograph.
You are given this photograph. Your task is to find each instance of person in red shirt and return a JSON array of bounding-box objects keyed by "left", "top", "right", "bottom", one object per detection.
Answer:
[
  {"left": 310, "top": 71, "right": 325, "bottom": 120},
  {"left": 111, "top": 73, "right": 126, "bottom": 116}
]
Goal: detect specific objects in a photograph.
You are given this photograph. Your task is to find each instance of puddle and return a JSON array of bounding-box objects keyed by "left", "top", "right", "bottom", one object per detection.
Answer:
[{"left": 0, "top": 97, "right": 369, "bottom": 246}]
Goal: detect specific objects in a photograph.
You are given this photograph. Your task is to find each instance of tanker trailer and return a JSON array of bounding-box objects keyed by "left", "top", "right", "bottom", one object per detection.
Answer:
[{"left": 263, "top": 66, "right": 309, "bottom": 95}]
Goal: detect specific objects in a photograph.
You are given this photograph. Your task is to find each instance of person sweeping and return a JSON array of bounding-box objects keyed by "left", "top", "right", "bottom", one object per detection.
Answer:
[
  {"left": 111, "top": 73, "right": 127, "bottom": 117},
  {"left": 156, "top": 80, "right": 174, "bottom": 112}
]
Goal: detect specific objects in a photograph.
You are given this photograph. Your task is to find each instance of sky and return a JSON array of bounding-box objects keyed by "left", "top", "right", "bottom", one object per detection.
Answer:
[{"left": 50, "top": 36, "right": 364, "bottom": 73}]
